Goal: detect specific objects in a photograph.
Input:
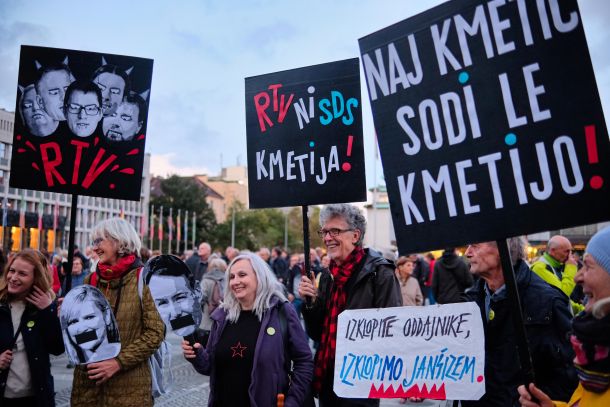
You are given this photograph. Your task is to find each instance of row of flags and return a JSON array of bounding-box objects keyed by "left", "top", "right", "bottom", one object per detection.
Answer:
[
  {"left": 0, "top": 195, "right": 197, "bottom": 254},
  {"left": 148, "top": 204, "right": 197, "bottom": 253}
]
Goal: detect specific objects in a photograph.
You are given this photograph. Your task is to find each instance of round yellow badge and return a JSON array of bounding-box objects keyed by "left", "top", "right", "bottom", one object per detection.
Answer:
[
  {"left": 27, "top": 320, "right": 35, "bottom": 328},
  {"left": 488, "top": 310, "right": 495, "bottom": 321},
  {"left": 267, "top": 327, "right": 276, "bottom": 336}
]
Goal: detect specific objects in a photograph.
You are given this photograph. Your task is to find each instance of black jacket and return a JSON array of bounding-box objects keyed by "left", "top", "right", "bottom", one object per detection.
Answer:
[
  {"left": 302, "top": 248, "right": 402, "bottom": 407},
  {"left": 185, "top": 254, "right": 208, "bottom": 282},
  {"left": 432, "top": 250, "right": 473, "bottom": 304},
  {"left": 0, "top": 300, "right": 64, "bottom": 406},
  {"left": 462, "top": 260, "right": 577, "bottom": 406}
]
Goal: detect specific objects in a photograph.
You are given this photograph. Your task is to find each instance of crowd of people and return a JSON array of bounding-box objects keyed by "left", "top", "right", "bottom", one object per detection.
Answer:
[{"left": 0, "top": 204, "right": 608, "bottom": 406}]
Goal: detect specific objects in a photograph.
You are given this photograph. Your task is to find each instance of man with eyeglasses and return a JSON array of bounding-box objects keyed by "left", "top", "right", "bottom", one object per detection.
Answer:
[
  {"left": 64, "top": 80, "right": 103, "bottom": 138},
  {"left": 531, "top": 235, "right": 583, "bottom": 314},
  {"left": 299, "top": 203, "right": 401, "bottom": 407}
]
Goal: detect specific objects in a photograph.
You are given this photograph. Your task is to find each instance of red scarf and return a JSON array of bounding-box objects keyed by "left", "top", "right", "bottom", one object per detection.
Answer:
[
  {"left": 313, "top": 246, "right": 365, "bottom": 394},
  {"left": 97, "top": 254, "right": 137, "bottom": 280}
]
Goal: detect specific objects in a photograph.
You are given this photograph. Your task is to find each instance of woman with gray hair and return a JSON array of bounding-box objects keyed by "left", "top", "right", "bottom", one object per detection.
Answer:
[
  {"left": 298, "top": 203, "right": 402, "bottom": 406},
  {"left": 70, "top": 218, "right": 165, "bottom": 407},
  {"left": 183, "top": 252, "right": 313, "bottom": 406}
]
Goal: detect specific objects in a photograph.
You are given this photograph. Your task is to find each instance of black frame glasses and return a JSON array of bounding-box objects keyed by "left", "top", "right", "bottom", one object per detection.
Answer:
[
  {"left": 317, "top": 228, "right": 353, "bottom": 238},
  {"left": 66, "top": 103, "right": 101, "bottom": 116}
]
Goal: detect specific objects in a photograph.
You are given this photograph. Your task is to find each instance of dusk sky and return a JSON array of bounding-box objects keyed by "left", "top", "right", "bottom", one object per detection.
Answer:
[{"left": 1, "top": 0, "right": 608, "bottom": 190}]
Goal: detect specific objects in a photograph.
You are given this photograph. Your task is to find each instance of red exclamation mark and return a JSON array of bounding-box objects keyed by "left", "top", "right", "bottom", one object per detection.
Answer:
[
  {"left": 585, "top": 125, "right": 604, "bottom": 190},
  {"left": 342, "top": 135, "right": 354, "bottom": 172}
]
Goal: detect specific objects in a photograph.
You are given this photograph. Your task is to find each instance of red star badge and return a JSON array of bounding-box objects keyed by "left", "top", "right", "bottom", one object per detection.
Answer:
[{"left": 231, "top": 342, "right": 247, "bottom": 358}]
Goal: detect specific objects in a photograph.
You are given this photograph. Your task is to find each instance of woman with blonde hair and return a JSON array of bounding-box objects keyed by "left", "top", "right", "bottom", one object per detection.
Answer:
[
  {"left": 0, "top": 249, "right": 64, "bottom": 407},
  {"left": 183, "top": 252, "right": 313, "bottom": 406}
]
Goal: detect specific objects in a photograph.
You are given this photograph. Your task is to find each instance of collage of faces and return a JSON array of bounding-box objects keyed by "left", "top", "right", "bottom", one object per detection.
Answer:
[{"left": 18, "top": 56, "right": 149, "bottom": 142}]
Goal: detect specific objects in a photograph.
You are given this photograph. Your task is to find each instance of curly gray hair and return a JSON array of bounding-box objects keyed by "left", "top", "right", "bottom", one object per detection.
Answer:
[{"left": 319, "top": 204, "right": 366, "bottom": 246}]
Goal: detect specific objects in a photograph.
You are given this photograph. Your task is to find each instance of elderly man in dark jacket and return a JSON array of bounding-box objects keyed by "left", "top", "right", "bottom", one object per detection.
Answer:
[
  {"left": 432, "top": 247, "right": 473, "bottom": 304},
  {"left": 299, "top": 203, "right": 402, "bottom": 407},
  {"left": 461, "top": 237, "right": 577, "bottom": 407}
]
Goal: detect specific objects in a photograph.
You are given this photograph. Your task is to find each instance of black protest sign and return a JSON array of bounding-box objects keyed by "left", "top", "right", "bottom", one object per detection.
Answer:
[
  {"left": 245, "top": 58, "right": 365, "bottom": 208},
  {"left": 10, "top": 46, "right": 153, "bottom": 201},
  {"left": 359, "top": 0, "right": 610, "bottom": 254}
]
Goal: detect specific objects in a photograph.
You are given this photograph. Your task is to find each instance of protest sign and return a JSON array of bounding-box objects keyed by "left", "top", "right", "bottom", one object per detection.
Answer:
[
  {"left": 60, "top": 285, "right": 121, "bottom": 365},
  {"left": 334, "top": 302, "right": 485, "bottom": 400},
  {"left": 142, "top": 255, "right": 202, "bottom": 337},
  {"left": 245, "top": 58, "right": 365, "bottom": 208},
  {"left": 359, "top": 0, "right": 610, "bottom": 254},
  {"left": 10, "top": 45, "right": 153, "bottom": 201}
]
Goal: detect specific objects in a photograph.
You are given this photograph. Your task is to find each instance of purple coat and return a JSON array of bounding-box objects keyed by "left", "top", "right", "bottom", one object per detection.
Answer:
[{"left": 189, "top": 296, "right": 313, "bottom": 407}]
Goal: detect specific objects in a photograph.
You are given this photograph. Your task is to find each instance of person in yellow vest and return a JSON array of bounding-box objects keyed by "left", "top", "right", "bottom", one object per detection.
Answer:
[
  {"left": 531, "top": 235, "right": 584, "bottom": 314},
  {"left": 519, "top": 226, "right": 610, "bottom": 406}
]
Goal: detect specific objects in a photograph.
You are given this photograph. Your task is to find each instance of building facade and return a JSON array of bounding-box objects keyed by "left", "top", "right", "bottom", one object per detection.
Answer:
[
  {"left": 0, "top": 108, "right": 151, "bottom": 253},
  {"left": 195, "top": 165, "right": 248, "bottom": 223}
]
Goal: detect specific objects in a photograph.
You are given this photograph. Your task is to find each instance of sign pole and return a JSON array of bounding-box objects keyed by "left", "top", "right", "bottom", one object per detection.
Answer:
[
  {"left": 65, "top": 194, "right": 78, "bottom": 293},
  {"left": 302, "top": 206, "right": 312, "bottom": 304},
  {"left": 496, "top": 239, "right": 535, "bottom": 385}
]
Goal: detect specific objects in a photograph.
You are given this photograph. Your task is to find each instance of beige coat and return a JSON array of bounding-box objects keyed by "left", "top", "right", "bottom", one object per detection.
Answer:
[
  {"left": 71, "top": 268, "right": 165, "bottom": 407},
  {"left": 399, "top": 276, "right": 423, "bottom": 306}
]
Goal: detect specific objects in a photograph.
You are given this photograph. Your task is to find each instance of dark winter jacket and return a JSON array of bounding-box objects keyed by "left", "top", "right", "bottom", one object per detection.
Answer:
[
  {"left": 185, "top": 254, "right": 208, "bottom": 282},
  {"left": 432, "top": 250, "right": 473, "bottom": 304},
  {"left": 189, "top": 296, "right": 313, "bottom": 407},
  {"left": 462, "top": 260, "right": 577, "bottom": 407},
  {"left": 412, "top": 257, "right": 430, "bottom": 294},
  {"left": 302, "top": 248, "right": 402, "bottom": 406},
  {"left": 0, "top": 300, "right": 64, "bottom": 407},
  {"left": 271, "top": 257, "right": 289, "bottom": 283}
]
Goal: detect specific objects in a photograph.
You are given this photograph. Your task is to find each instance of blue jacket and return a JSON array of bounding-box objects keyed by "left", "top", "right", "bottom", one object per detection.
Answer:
[
  {"left": 0, "top": 300, "right": 64, "bottom": 406},
  {"left": 189, "top": 296, "right": 313, "bottom": 407},
  {"left": 462, "top": 260, "right": 577, "bottom": 406}
]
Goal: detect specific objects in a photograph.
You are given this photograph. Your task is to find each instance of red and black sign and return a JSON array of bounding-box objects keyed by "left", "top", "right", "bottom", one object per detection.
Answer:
[
  {"left": 359, "top": 0, "right": 610, "bottom": 254},
  {"left": 245, "top": 58, "right": 366, "bottom": 208},
  {"left": 10, "top": 45, "right": 153, "bottom": 201}
]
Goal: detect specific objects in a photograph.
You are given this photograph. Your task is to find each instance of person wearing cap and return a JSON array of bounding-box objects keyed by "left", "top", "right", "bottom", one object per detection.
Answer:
[{"left": 519, "top": 226, "right": 610, "bottom": 406}]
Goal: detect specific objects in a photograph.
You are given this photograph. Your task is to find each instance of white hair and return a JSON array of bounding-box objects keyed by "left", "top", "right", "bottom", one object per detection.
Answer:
[
  {"left": 221, "top": 252, "right": 286, "bottom": 323},
  {"left": 91, "top": 218, "right": 141, "bottom": 256}
]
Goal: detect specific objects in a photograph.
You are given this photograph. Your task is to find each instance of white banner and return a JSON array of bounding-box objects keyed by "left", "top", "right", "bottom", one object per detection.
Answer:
[{"left": 334, "top": 302, "right": 485, "bottom": 400}]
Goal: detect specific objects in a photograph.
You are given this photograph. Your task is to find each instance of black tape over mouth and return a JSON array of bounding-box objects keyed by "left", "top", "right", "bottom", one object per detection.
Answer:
[
  {"left": 75, "top": 330, "right": 98, "bottom": 344},
  {"left": 170, "top": 314, "right": 195, "bottom": 330}
]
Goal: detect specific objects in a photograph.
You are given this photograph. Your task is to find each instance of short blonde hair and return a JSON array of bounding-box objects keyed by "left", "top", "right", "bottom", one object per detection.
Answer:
[{"left": 91, "top": 218, "right": 141, "bottom": 257}]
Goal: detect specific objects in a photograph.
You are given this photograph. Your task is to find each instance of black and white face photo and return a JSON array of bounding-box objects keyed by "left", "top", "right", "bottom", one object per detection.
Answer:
[
  {"left": 102, "top": 100, "right": 141, "bottom": 141},
  {"left": 60, "top": 285, "right": 121, "bottom": 364},
  {"left": 93, "top": 71, "right": 126, "bottom": 116},
  {"left": 36, "top": 68, "right": 74, "bottom": 121},
  {"left": 148, "top": 273, "right": 201, "bottom": 336},
  {"left": 19, "top": 85, "right": 58, "bottom": 137},
  {"left": 66, "top": 88, "right": 102, "bottom": 138}
]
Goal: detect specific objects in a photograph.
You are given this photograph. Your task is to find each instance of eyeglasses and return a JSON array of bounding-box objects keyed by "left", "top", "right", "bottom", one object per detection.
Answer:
[
  {"left": 317, "top": 228, "right": 353, "bottom": 238},
  {"left": 91, "top": 237, "right": 104, "bottom": 247},
  {"left": 66, "top": 103, "right": 101, "bottom": 116}
]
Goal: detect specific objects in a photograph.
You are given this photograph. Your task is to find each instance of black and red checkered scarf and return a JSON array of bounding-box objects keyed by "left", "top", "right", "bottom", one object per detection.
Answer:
[{"left": 312, "top": 245, "right": 365, "bottom": 394}]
